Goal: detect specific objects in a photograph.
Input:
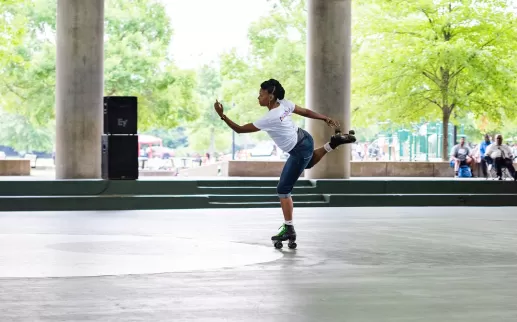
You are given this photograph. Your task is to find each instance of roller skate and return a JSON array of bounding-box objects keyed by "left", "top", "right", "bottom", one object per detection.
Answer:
[
  {"left": 271, "top": 224, "right": 297, "bottom": 249},
  {"left": 330, "top": 129, "right": 356, "bottom": 149}
]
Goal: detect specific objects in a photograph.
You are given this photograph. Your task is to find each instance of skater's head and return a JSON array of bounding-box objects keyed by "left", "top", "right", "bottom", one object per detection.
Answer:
[
  {"left": 258, "top": 79, "right": 285, "bottom": 107},
  {"left": 484, "top": 134, "right": 491, "bottom": 143},
  {"left": 459, "top": 136, "right": 465, "bottom": 146}
]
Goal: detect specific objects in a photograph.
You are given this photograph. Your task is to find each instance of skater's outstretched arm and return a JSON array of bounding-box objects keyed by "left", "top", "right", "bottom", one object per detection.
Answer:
[
  {"left": 214, "top": 100, "right": 260, "bottom": 134},
  {"left": 293, "top": 105, "right": 340, "bottom": 128}
]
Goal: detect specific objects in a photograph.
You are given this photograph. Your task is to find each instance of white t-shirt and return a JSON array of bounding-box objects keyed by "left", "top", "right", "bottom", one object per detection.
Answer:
[
  {"left": 253, "top": 99, "right": 299, "bottom": 153},
  {"left": 485, "top": 143, "right": 514, "bottom": 159}
]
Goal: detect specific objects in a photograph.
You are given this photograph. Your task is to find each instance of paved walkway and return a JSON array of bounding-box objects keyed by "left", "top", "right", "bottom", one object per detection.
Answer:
[{"left": 1, "top": 207, "right": 516, "bottom": 321}]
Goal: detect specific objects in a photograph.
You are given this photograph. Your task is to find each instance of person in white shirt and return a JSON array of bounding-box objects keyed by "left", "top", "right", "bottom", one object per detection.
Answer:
[
  {"left": 213, "top": 79, "right": 356, "bottom": 248},
  {"left": 484, "top": 134, "right": 517, "bottom": 180}
]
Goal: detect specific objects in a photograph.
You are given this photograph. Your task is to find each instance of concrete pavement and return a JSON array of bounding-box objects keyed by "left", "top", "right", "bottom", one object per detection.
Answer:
[{"left": 1, "top": 207, "right": 516, "bottom": 321}]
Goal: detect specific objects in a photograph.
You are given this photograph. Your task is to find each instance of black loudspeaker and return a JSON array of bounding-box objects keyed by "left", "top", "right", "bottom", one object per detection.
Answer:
[
  {"left": 103, "top": 96, "right": 138, "bottom": 135},
  {"left": 101, "top": 135, "right": 139, "bottom": 180}
]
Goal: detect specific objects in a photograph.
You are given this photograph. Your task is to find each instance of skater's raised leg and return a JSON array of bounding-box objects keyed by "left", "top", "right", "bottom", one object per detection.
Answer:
[
  {"left": 306, "top": 147, "right": 328, "bottom": 169},
  {"left": 306, "top": 130, "right": 356, "bottom": 169}
]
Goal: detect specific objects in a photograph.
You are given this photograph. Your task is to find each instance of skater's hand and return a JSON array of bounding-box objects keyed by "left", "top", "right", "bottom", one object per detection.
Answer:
[
  {"left": 214, "top": 100, "right": 224, "bottom": 116},
  {"left": 324, "top": 117, "right": 340, "bottom": 128}
]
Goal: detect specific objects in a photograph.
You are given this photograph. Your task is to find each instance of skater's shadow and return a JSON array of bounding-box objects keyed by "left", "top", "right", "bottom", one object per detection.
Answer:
[
  {"left": 276, "top": 249, "right": 297, "bottom": 256},
  {"left": 231, "top": 240, "right": 298, "bottom": 255}
]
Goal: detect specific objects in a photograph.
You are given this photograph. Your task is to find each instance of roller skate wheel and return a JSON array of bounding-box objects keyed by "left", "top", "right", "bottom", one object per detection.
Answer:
[
  {"left": 349, "top": 130, "right": 355, "bottom": 135},
  {"left": 288, "top": 242, "right": 297, "bottom": 249},
  {"left": 273, "top": 241, "right": 283, "bottom": 249}
]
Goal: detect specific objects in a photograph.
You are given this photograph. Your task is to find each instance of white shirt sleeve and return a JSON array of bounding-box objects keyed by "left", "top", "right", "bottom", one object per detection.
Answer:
[
  {"left": 281, "top": 99, "right": 296, "bottom": 113},
  {"left": 253, "top": 113, "right": 272, "bottom": 130},
  {"left": 503, "top": 145, "right": 514, "bottom": 158},
  {"left": 485, "top": 144, "right": 495, "bottom": 156}
]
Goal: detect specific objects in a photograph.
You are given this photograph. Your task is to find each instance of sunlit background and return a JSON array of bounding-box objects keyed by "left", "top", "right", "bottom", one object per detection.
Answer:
[{"left": 2, "top": 0, "right": 517, "bottom": 177}]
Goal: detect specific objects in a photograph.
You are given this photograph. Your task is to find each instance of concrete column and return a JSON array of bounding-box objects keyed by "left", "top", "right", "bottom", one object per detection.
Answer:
[
  {"left": 305, "top": 0, "right": 352, "bottom": 179},
  {"left": 55, "top": 0, "right": 104, "bottom": 179}
]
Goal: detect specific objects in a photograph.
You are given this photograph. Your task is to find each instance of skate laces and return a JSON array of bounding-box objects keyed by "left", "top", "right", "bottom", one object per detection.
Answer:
[{"left": 277, "top": 224, "right": 287, "bottom": 235}]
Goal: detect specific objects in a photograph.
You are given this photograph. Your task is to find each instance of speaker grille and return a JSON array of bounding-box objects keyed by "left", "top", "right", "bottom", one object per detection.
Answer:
[{"left": 101, "top": 135, "right": 138, "bottom": 180}]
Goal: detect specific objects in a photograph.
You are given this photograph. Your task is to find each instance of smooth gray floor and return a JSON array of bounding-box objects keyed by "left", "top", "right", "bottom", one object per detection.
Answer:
[{"left": 1, "top": 207, "right": 516, "bottom": 321}]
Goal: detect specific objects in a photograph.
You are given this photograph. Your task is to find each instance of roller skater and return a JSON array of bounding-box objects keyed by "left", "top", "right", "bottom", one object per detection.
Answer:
[{"left": 214, "top": 79, "right": 356, "bottom": 249}]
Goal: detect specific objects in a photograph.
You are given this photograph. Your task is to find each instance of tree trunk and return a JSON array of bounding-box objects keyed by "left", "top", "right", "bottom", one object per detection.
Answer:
[{"left": 442, "top": 112, "right": 450, "bottom": 161}]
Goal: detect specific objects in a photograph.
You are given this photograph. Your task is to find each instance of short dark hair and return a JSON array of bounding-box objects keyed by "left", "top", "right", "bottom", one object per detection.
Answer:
[{"left": 260, "top": 79, "right": 285, "bottom": 100}]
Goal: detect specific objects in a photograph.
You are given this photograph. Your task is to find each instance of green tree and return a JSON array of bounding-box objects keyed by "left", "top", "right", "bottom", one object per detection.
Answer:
[
  {"left": 220, "top": 0, "right": 307, "bottom": 129},
  {"left": 0, "top": 0, "right": 198, "bottom": 153},
  {"left": 0, "top": 109, "right": 54, "bottom": 153},
  {"left": 147, "top": 127, "right": 188, "bottom": 149},
  {"left": 0, "top": 0, "right": 30, "bottom": 66},
  {"left": 187, "top": 64, "right": 233, "bottom": 154},
  {"left": 103, "top": 0, "right": 198, "bottom": 129},
  {"left": 353, "top": 0, "right": 517, "bottom": 159}
]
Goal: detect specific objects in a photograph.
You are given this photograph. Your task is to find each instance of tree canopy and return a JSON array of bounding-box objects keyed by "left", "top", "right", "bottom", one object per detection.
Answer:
[
  {"left": 3, "top": 0, "right": 517, "bottom": 155},
  {"left": 0, "top": 0, "right": 198, "bottom": 152},
  {"left": 0, "top": 0, "right": 29, "bottom": 67},
  {"left": 186, "top": 64, "right": 232, "bottom": 154},
  {"left": 220, "top": 0, "right": 307, "bottom": 129},
  {"left": 353, "top": 0, "right": 517, "bottom": 157},
  {"left": 218, "top": 0, "right": 517, "bottom": 158}
]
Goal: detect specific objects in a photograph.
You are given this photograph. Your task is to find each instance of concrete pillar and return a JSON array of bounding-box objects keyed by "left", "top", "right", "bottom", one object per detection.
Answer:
[
  {"left": 305, "top": 0, "right": 352, "bottom": 179},
  {"left": 55, "top": 0, "right": 104, "bottom": 179}
]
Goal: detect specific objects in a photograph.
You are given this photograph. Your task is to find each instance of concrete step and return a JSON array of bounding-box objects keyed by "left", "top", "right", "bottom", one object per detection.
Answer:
[
  {"left": 328, "top": 193, "right": 517, "bottom": 207},
  {"left": 199, "top": 180, "right": 517, "bottom": 195},
  {"left": 208, "top": 194, "right": 325, "bottom": 203},
  {"left": 198, "top": 186, "right": 319, "bottom": 196},
  {"left": 209, "top": 201, "right": 328, "bottom": 208},
  {"left": 0, "top": 195, "right": 209, "bottom": 211},
  {"left": 196, "top": 179, "right": 314, "bottom": 188},
  {"left": 2, "top": 193, "right": 517, "bottom": 211},
  {"left": 315, "top": 180, "right": 517, "bottom": 194},
  {"left": 2, "top": 179, "right": 517, "bottom": 197},
  {"left": 0, "top": 180, "right": 199, "bottom": 196}
]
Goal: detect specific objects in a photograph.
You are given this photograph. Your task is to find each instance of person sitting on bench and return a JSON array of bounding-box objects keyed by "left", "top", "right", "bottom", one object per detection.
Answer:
[
  {"left": 484, "top": 134, "right": 517, "bottom": 181},
  {"left": 450, "top": 137, "right": 473, "bottom": 178}
]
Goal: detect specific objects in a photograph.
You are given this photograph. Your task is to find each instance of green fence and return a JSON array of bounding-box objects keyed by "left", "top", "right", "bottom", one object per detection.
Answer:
[{"left": 377, "top": 121, "right": 464, "bottom": 161}]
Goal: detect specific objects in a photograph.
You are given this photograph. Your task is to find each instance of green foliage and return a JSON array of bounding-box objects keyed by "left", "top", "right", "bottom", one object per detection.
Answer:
[
  {"left": 103, "top": 0, "right": 198, "bottom": 129},
  {"left": 220, "top": 0, "right": 307, "bottom": 129},
  {"left": 187, "top": 64, "right": 233, "bottom": 154},
  {"left": 354, "top": 125, "right": 380, "bottom": 143},
  {"left": 0, "top": 109, "right": 54, "bottom": 153},
  {"left": 0, "top": 0, "right": 30, "bottom": 66},
  {"left": 1, "top": 37, "right": 56, "bottom": 126},
  {"left": 0, "top": 0, "right": 197, "bottom": 153},
  {"left": 4, "top": 0, "right": 517, "bottom": 157},
  {"left": 221, "top": 0, "right": 517, "bottom": 160},
  {"left": 147, "top": 127, "right": 188, "bottom": 149},
  {"left": 352, "top": 0, "right": 517, "bottom": 158}
]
